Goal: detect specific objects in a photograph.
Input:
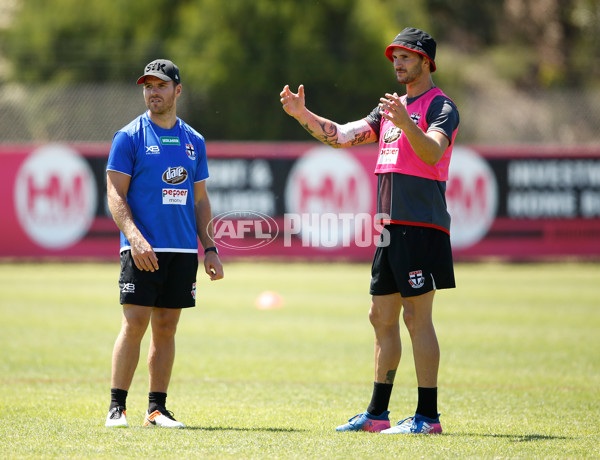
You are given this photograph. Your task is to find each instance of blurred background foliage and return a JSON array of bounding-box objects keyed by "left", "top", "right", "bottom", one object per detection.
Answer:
[{"left": 0, "top": 0, "right": 599, "bottom": 143}]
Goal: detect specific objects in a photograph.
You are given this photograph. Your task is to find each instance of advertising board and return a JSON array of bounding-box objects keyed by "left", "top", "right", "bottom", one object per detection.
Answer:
[{"left": 1, "top": 142, "right": 599, "bottom": 261}]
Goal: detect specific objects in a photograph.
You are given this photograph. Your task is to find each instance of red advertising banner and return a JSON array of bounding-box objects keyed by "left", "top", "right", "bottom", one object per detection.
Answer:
[
  {"left": 446, "top": 145, "right": 600, "bottom": 259},
  {"left": 1, "top": 142, "right": 599, "bottom": 261}
]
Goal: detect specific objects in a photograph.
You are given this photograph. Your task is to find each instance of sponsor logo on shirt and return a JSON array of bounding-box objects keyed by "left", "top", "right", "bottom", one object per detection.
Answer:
[
  {"left": 146, "top": 145, "right": 160, "bottom": 154},
  {"left": 162, "top": 166, "right": 188, "bottom": 185},
  {"left": 410, "top": 112, "right": 422, "bottom": 124},
  {"left": 162, "top": 188, "right": 189, "bottom": 205},
  {"left": 160, "top": 136, "right": 181, "bottom": 145},
  {"left": 383, "top": 126, "right": 402, "bottom": 144},
  {"left": 186, "top": 144, "right": 196, "bottom": 160},
  {"left": 377, "top": 148, "right": 399, "bottom": 165}
]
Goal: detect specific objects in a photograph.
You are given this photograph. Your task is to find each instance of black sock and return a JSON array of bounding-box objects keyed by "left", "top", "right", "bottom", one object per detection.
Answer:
[
  {"left": 110, "top": 388, "right": 128, "bottom": 410},
  {"left": 366, "top": 382, "right": 393, "bottom": 416},
  {"left": 416, "top": 387, "right": 438, "bottom": 419},
  {"left": 148, "top": 392, "right": 167, "bottom": 412}
]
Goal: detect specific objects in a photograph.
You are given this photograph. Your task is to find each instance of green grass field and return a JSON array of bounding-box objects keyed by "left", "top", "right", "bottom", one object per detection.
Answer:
[{"left": 0, "top": 261, "right": 599, "bottom": 459}]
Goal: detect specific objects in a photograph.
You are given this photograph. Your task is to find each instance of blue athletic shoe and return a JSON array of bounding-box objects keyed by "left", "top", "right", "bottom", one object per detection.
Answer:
[
  {"left": 335, "top": 410, "right": 391, "bottom": 432},
  {"left": 381, "top": 413, "right": 442, "bottom": 434}
]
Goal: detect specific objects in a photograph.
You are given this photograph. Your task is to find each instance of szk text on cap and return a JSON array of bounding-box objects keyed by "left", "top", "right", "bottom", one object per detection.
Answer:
[{"left": 137, "top": 59, "right": 181, "bottom": 85}]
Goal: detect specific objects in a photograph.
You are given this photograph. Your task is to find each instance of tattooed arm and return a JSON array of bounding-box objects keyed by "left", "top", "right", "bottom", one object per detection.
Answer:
[{"left": 280, "top": 84, "right": 377, "bottom": 148}]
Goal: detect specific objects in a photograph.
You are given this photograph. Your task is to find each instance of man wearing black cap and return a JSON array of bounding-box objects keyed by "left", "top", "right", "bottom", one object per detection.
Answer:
[
  {"left": 105, "top": 59, "right": 224, "bottom": 428},
  {"left": 280, "top": 28, "right": 459, "bottom": 434}
]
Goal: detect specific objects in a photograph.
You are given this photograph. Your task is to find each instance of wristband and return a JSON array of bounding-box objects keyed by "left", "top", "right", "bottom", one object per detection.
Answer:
[{"left": 204, "top": 246, "right": 218, "bottom": 255}]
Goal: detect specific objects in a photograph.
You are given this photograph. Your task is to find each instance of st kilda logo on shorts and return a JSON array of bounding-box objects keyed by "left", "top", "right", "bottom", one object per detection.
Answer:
[
  {"left": 408, "top": 270, "right": 425, "bottom": 289},
  {"left": 162, "top": 166, "right": 188, "bottom": 185}
]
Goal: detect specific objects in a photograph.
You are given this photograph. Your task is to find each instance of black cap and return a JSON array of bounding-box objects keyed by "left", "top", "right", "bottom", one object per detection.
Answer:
[
  {"left": 137, "top": 59, "right": 181, "bottom": 85},
  {"left": 385, "top": 27, "right": 437, "bottom": 72}
]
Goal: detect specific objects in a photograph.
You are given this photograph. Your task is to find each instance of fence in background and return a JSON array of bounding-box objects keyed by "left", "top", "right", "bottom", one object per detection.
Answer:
[{"left": 1, "top": 83, "right": 600, "bottom": 145}]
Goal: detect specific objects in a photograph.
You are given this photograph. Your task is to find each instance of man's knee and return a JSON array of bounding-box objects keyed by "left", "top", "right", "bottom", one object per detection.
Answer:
[
  {"left": 369, "top": 295, "right": 401, "bottom": 329},
  {"left": 121, "top": 305, "right": 151, "bottom": 338},
  {"left": 151, "top": 309, "right": 181, "bottom": 338},
  {"left": 402, "top": 309, "right": 415, "bottom": 334}
]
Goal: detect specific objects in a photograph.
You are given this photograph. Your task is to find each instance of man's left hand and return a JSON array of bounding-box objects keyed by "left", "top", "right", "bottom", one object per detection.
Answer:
[
  {"left": 204, "top": 252, "right": 224, "bottom": 281},
  {"left": 379, "top": 92, "right": 411, "bottom": 129}
]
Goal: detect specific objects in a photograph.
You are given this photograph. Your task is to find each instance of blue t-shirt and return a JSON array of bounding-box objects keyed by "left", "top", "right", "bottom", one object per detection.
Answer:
[{"left": 107, "top": 112, "right": 209, "bottom": 253}]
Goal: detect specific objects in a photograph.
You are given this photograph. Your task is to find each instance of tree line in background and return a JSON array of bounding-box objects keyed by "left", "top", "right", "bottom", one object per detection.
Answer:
[{"left": 1, "top": 0, "right": 598, "bottom": 141}]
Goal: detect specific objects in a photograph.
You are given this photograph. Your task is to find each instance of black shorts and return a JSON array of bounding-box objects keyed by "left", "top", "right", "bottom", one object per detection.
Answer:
[
  {"left": 370, "top": 225, "right": 455, "bottom": 298},
  {"left": 119, "top": 251, "right": 198, "bottom": 309}
]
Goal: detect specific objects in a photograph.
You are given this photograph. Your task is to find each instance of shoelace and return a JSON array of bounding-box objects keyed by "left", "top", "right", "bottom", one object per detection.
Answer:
[
  {"left": 347, "top": 414, "right": 362, "bottom": 425},
  {"left": 396, "top": 416, "right": 413, "bottom": 426},
  {"left": 153, "top": 407, "right": 177, "bottom": 421},
  {"left": 109, "top": 407, "right": 125, "bottom": 419}
]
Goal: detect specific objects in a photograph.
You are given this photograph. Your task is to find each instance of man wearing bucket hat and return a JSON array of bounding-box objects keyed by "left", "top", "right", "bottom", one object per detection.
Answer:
[
  {"left": 105, "top": 59, "right": 224, "bottom": 428},
  {"left": 280, "top": 28, "right": 459, "bottom": 434}
]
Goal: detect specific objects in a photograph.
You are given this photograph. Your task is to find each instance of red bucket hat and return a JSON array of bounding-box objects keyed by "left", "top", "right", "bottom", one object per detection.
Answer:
[{"left": 385, "top": 27, "right": 437, "bottom": 72}]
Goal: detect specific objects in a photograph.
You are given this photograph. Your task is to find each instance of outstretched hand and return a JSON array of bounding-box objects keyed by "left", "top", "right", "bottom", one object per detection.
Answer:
[
  {"left": 379, "top": 92, "right": 411, "bottom": 129},
  {"left": 280, "top": 84, "right": 305, "bottom": 118}
]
